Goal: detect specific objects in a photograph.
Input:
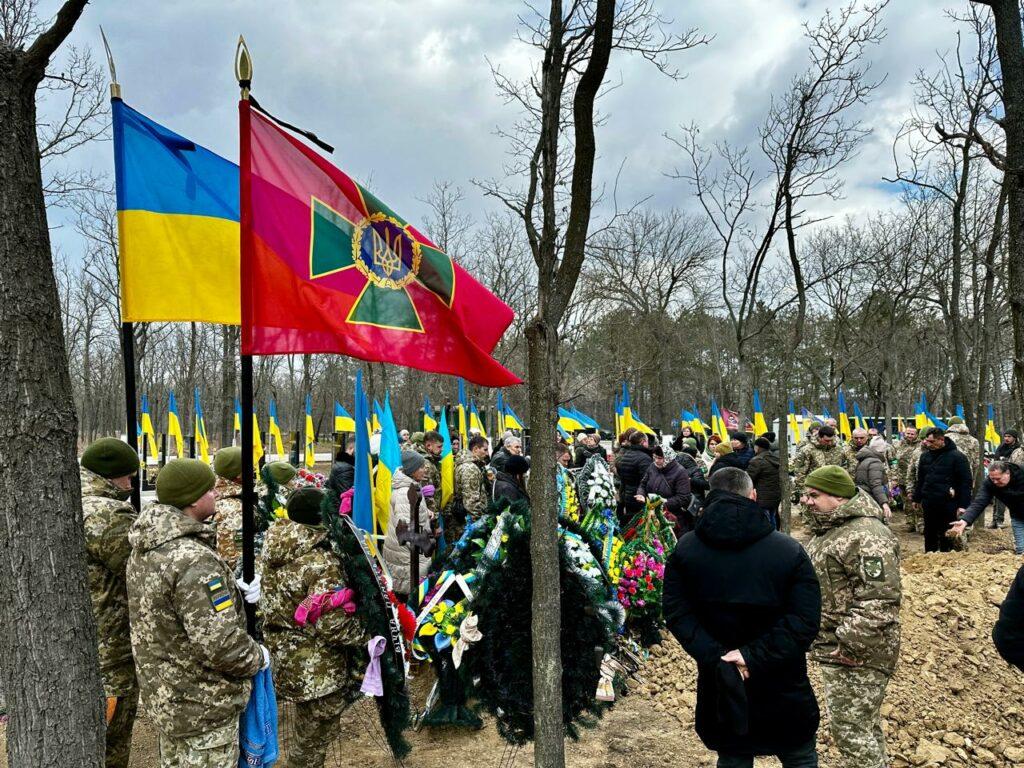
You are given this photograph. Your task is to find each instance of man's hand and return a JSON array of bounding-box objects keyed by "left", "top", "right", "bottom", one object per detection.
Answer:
[
  {"left": 881, "top": 503, "right": 892, "bottom": 520},
  {"left": 828, "top": 647, "right": 860, "bottom": 667},
  {"left": 721, "top": 649, "right": 749, "bottom": 680},
  {"left": 634, "top": 494, "right": 646, "bottom": 502},
  {"left": 949, "top": 519, "right": 968, "bottom": 536}
]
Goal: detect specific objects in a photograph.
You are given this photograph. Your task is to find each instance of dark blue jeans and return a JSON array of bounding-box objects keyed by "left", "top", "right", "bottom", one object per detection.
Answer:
[{"left": 717, "top": 739, "right": 818, "bottom": 768}]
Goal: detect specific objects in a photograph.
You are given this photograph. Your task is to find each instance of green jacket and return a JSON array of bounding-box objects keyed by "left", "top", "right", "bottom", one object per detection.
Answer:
[
  {"left": 790, "top": 440, "right": 855, "bottom": 495},
  {"left": 260, "top": 519, "right": 365, "bottom": 702},
  {"left": 893, "top": 438, "right": 921, "bottom": 488},
  {"left": 805, "top": 490, "right": 902, "bottom": 674},
  {"left": 127, "top": 503, "right": 263, "bottom": 737},
  {"left": 80, "top": 466, "right": 137, "bottom": 696}
]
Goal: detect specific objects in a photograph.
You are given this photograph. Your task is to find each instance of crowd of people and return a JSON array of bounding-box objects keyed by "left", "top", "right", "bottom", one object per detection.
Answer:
[{"left": 64, "top": 409, "right": 1024, "bottom": 768}]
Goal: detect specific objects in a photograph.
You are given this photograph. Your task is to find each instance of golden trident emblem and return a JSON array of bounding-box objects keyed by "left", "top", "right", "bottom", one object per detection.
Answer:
[{"left": 351, "top": 212, "right": 422, "bottom": 290}]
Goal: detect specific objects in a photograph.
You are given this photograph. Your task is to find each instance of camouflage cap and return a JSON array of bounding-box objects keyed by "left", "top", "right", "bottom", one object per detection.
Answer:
[
  {"left": 805, "top": 465, "right": 856, "bottom": 498},
  {"left": 81, "top": 437, "right": 138, "bottom": 479},
  {"left": 286, "top": 487, "right": 325, "bottom": 526},
  {"left": 213, "top": 446, "right": 243, "bottom": 481},
  {"left": 156, "top": 458, "right": 216, "bottom": 509}
]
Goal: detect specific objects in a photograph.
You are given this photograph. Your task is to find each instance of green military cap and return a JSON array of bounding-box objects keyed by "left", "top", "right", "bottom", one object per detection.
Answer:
[
  {"left": 156, "top": 459, "right": 216, "bottom": 509},
  {"left": 81, "top": 438, "right": 139, "bottom": 479},
  {"left": 265, "top": 461, "right": 297, "bottom": 486},
  {"left": 804, "top": 465, "right": 856, "bottom": 499},
  {"left": 410, "top": 431, "right": 425, "bottom": 445},
  {"left": 213, "top": 446, "right": 243, "bottom": 481},
  {"left": 287, "top": 487, "right": 325, "bottom": 527},
  {"left": 948, "top": 416, "right": 964, "bottom": 426}
]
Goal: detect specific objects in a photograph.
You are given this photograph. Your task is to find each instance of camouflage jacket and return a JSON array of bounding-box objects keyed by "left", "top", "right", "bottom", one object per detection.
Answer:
[
  {"left": 260, "top": 520, "right": 365, "bottom": 702},
  {"left": 947, "top": 425, "right": 982, "bottom": 484},
  {"left": 805, "top": 490, "right": 902, "bottom": 674},
  {"left": 791, "top": 440, "right": 856, "bottom": 494},
  {"left": 454, "top": 453, "right": 488, "bottom": 519},
  {"left": 1012, "top": 447, "right": 1024, "bottom": 467},
  {"left": 127, "top": 504, "right": 263, "bottom": 738},
  {"left": 421, "top": 450, "right": 442, "bottom": 513},
  {"left": 893, "top": 439, "right": 921, "bottom": 488},
  {"left": 80, "top": 466, "right": 137, "bottom": 696},
  {"left": 213, "top": 477, "right": 243, "bottom": 572}
]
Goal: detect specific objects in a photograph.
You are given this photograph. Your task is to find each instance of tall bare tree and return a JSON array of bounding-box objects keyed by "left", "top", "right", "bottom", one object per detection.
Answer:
[{"left": 0, "top": 0, "right": 105, "bottom": 765}]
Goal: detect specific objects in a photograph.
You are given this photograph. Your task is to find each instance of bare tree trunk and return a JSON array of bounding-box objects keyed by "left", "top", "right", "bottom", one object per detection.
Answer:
[
  {"left": 979, "top": 0, "right": 1024, "bottom": 420},
  {"left": 220, "top": 324, "right": 238, "bottom": 447},
  {"left": 0, "top": 2, "right": 105, "bottom": 764}
]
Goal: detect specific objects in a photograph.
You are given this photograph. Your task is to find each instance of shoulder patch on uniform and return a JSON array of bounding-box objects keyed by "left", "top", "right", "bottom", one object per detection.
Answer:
[
  {"left": 205, "top": 577, "right": 234, "bottom": 613},
  {"left": 862, "top": 556, "right": 885, "bottom": 582}
]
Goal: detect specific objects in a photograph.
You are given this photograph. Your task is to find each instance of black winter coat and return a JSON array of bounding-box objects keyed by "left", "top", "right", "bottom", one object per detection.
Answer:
[
  {"left": 994, "top": 562, "right": 1024, "bottom": 671},
  {"left": 638, "top": 459, "right": 692, "bottom": 517},
  {"left": 616, "top": 446, "right": 653, "bottom": 505},
  {"left": 574, "top": 443, "right": 604, "bottom": 468},
  {"left": 663, "top": 490, "right": 821, "bottom": 755},
  {"left": 677, "top": 453, "right": 710, "bottom": 498},
  {"left": 913, "top": 437, "right": 972, "bottom": 508},
  {"left": 708, "top": 452, "right": 748, "bottom": 478},
  {"left": 962, "top": 463, "right": 1024, "bottom": 525},
  {"left": 492, "top": 470, "right": 529, "bottom": 505},
  {"left": 746, "top": 451, "right": 781, "bottom": 507},
  {"left": 672, "top": 432, "right": 706, "bottom": 454}
]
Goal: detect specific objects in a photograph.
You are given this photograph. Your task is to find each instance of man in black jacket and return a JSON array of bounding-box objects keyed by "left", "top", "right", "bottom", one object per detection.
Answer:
[
  {"left": 950, "top": 460, "right": 1024, "bottom": 554},
  {"left": 913, "top": 427, "right": 972, "bottom": 553},
  {"left": 747, "top": 437, "right": 781, "bottom": 528},
  {"left": 993, "top": 563, "right": 1024, "bottom": 671},
  {"left": 663, "top": 467, "right": 822, "bottom": 768}
]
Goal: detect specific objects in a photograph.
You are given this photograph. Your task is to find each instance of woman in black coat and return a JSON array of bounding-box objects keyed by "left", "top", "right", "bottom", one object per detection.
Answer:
[
  {"left": 615, "top": 432, "right": 653, "bottom": 521},
  {"left": 493, "top": 454, "right": 530, "bottom": 506},
  {"left": 663, "top": 478, "right": 821, "bottom": 761},
  {"left": 637, "top": 446, "right": 694, "bottom": 533}
]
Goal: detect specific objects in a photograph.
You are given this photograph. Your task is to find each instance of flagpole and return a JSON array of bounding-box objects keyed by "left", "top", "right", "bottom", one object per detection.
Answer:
[
  {"left": 236, "top": 37, "right": 257, "bottom": 635},
  {"left": 101, "top": 28, "right": 142, "bottom": 512}
]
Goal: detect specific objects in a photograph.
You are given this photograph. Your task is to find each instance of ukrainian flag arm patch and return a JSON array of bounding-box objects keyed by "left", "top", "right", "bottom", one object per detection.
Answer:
[{"left": 206, "top": 577, "right": 234, "bottom": 613}]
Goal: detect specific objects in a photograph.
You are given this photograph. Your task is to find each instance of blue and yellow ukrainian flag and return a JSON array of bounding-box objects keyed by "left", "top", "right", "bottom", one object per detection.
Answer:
[
  {"left": 788, "top": 399, "right": 802, "bottom": 441},
  {"left": 710, "top": 399, "right": 729, "bottom": 442},
  {"left": 194, "top": 388, "right": 209, "bottom": 463},
  {"left": 268, "top": 397, "right": 285, "bottom": 457},
  {"left": 752, "top": 390, "right": 768, "bottom": 437},
  {"left": 233, "top": 397, "right": 242, "bottom": 440},
  {"left": 837, "top": 389, "right": 852, "bottom": 440},
  {"left": 986, "top": 404, "right": 1000, "bottom": 450},
  {"left": 499, "top": 392, "right": 526, "bottom": 431},
  {"left": 371, "top": 400, "right": 383, "bottom": 434},
  {"left": 352, "top": 371, "right": 374, "bottom": 533},
  {"left": 422, "top": 395, "right": 438, "bottom": 432},
  {"left": 619, "top": 383, "right": 654, "bottom": 435},
  {"left": 140, "top": 394, "right": 159, "bottom": 457},
  {"left": 334, "top": 401, "right": 355, "bottom": 433},
  {"left": 852, "top": 402, "right": 867, "bottom": 432},
  {"left": 167, "top": 390, "right": 185, "bottom": 458},
  {"left": 689, "top": 405, "right": 708, "bottom": 437},
  {"left": 457, "top": 379, "right": 469, "bottom": 447},
  {"left": 375, "top": 394, "right": 401, "bottom": 536},
  {"left": 252, "top": 407, "right": 265, "bottom": 467},
  {"left": 439, "top": 407, "right": 455, "bottom": 509},
  {"left": 304, "top": 394, "right": 316, "bottom": 469},
  {"left": 469, "top": 400, "right": 488, "bottom": 437},
  {"left": 112, "top": 99, "right": 239, "bottom": 323}
]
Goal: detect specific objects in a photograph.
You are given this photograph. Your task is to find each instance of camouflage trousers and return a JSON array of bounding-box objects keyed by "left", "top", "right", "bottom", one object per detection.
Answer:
[
  {"left": 287, "top": 690, "right": 351, "bottom": 768},
  {"left": 905, "top": 502, "right": 921, "bottom": 533},
  {"left": 158, "top": 718, "right": 239, "bottom": 768},
  {"left": 105, "top": 687, "right": 138, "bottom": 768},
  {"left": 820, "top": 664, "right": 891, "bottom": 768}
]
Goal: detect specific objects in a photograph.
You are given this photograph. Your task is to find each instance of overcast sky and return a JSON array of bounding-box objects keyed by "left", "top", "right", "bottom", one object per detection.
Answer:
[{"left": 45, "top": 0, "right": 972, "bottom": 258}]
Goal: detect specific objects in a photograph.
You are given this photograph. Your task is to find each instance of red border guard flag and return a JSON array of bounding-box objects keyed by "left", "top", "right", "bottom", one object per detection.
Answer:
[{"left": 239, "top": 101, "right": 521, "bottom": 387}]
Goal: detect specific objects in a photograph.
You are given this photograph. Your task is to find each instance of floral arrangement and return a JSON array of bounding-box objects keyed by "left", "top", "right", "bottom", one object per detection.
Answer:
[
  {"left": 294, "top": 468, "right": 326, "bottom": 489},
  {"left": 616, "top": 538, "right": 667, "bottom": 647}
]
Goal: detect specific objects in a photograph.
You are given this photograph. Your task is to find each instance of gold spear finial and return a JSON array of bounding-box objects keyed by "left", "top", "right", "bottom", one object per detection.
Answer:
[
  {"left": 235, "top": 36, "right": 252, "bottom": 99},
  {"left": 99, "top": 26, "right": 120, "bottom": 99}
]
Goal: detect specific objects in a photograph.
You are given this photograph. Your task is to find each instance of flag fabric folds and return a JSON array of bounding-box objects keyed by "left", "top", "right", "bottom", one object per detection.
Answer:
[
  {"left": 334, "top": 401, "right": 355, "bottom": 433},
  {"left": 252, "top": 408, "right": 265, "bottom": 467},
  {"left": 239, "top": 103, "right": 520, "bottom": 386},
  {"left": 837, "top": 389, "right": 852, "bottom": 441},
  {"left": 112, "top": 99, "right": 240, "bottom": 323},
  {"left": 374, "top": 395, "right": 401, "bottom": 536},
  {"left": 304, "top": 394, "right": 316, "bottom": 469},
  {"left": 268, "top": 397, "right": 285, "bottom": 457},
  {"left": 457, "top": 379, "right": 469, "bottom": 447},
  {"left": 619, "top": 383, "right": 653, "bottom": 435},
  {"left": 352, "top": 371, "right": 374, "bottom": 533},
  {"left": 439, "top": 407, "right": 455, "bottom": 510},
  {"left": 194, "top": 388, "right": 210, "bottom": 463},
  {"left": 422, "top": 396, "right": 438, "bottom": 432},
  {"left": 787, "top": 399, "right": 802, "bottom": 441},
  {"left": 233, "top": 397, "right": 242, "bottom": 439},
  {"left": 167, "top": 390, "right": 184, "bottom": 458},
  {"left": 140, "top": 394, "right": 159, "bottom": 457},
  {"left": 469, "top": 400, "right": 488, "bottom": 437},
  {"left": 498, "top": 393, "right": 525, "bottom": 431},
  {"left": 986, "top": 405, "right": 1000, "bottom": 449},
  {"left": 752, "top": 390, "right": 768, "bottom": 437},
  {"left": 710, "top": 399, "right": 729, "bottom": 442},
  {"left": 852, "top": 402, "right": 867, "bottom": 433}
]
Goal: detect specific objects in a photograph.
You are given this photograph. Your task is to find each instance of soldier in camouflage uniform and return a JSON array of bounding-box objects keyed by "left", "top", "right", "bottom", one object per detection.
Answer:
[
  {"left": 80, "top": 438, "right": 140, "bottom": 768},
  {"left": 128, "top": 459, "right": 268, "bottom": 768},
  {"left": 451, "top": 435, "right": 491, "bottom": 542},
  {"left": 212, "top": 447, "right": 244, "bottom": 572},
  {"left": 417, "top": 430, "right": 443, "bottom": 504},
  {"left": 261, "top": 488, "right": 367, "bottom": 768},
  {"left": 802, "top": 466, "right": 901, "bottom": 768},
  {"left": 894, "top": 427, "right": 924, "bottom": 532},
  {"left": 790, "top": 426, "right": 855, "bottom": 501},
  {"left": 946, "top": 418, "right": 982, "bottom": 490}
]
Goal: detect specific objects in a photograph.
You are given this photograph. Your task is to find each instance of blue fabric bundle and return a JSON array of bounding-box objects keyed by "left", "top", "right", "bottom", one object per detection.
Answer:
[{"left": 239, "top": 667, "right": 279, "bottom": 767}]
